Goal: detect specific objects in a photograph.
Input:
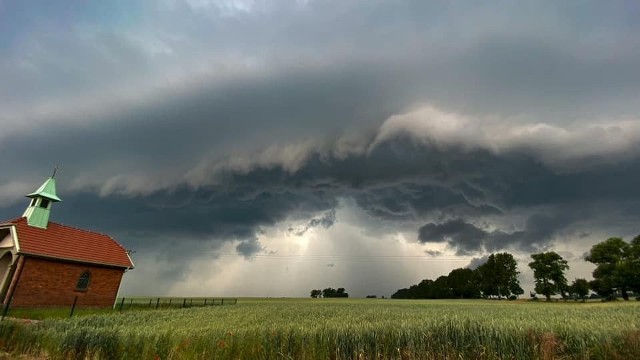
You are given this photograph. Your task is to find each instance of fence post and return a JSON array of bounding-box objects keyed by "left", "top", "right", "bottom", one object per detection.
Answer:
[
  {"left": 129, "top": 298, "right": 133, "bottom": 308},
  {"left": 190, "top": 299, "right": 193, "bottom": 307},
  {"left": 222, "top": 299, "right": 225, "bottom": 305},
  {"left": 182, "top": 298, "right": 186, "bottom": 308},
  {"left": 1, "top": 302, "right": 9, "bottom": 321},
  {"left": 70, "top": 296, "right": 79, "bottom": 317},
  {"left": 149, "top": 299, "right": 152, "bottom": 308},
  {"left": 119, "top": 297, "right": 125, "bottom": 311},
  {"left": 204, "top": 299, "right": 207, "bottom": 306},
  {"left": 156, "top": 298, "right": 160, "bottom": 309}
]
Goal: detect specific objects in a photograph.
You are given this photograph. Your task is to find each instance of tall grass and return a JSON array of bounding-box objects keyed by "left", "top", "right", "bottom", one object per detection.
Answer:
[{"left": 1, "top": 299, "right": 638, "bottom": 359}]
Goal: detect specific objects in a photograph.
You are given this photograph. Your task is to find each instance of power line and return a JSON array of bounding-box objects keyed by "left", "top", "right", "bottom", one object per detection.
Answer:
[{"left": 208, "top": 253, "right": 474, "bottom": 262}]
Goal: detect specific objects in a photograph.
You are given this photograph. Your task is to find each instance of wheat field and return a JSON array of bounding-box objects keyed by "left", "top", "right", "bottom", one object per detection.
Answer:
[{"left": 1, "top": 298, "right": 638, "bottom": 359}]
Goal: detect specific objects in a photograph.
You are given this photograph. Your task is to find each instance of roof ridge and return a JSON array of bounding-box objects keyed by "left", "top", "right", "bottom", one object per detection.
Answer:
[
  {"left": 48, "top": 220, "right": 112, "bottom": 238},
  {"left": 3, "top": 217, "right": 115, "bottom": 241}
]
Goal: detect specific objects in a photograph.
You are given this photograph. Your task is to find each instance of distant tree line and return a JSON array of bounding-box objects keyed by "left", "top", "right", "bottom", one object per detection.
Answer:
[
  {"left": 310, "top": 288, "right": 349, "bottom": 298},
  {"left": 392, "top": 252, "right": 523, "bottom": 300},
  {"left": 392, "top": 235, "right": 640, "bottom": 302}
]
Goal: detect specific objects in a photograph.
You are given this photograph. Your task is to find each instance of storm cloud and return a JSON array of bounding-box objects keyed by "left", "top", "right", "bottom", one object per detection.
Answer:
[
  {"left": 2, "top": 0, "right": 640, "bottom": 296},
  {"left": 418, "top": 213, "right": 577, "bottom": 255}
]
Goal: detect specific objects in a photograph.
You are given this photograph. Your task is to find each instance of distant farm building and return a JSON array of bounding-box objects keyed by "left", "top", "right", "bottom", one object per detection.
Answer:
[{"left": 0, "top": 176, "right": 133, "bottom": 308}]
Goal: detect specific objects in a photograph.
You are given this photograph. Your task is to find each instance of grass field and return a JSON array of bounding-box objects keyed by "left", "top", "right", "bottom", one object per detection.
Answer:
[
  {"left": 1, "top": 298, "right": 639, "bottom": 359},
  {"left": 2, "top": 297, "right": 237, "bottom": 320}
]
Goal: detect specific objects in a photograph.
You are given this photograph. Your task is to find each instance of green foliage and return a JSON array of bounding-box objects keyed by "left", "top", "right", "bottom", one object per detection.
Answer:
[
  {"left": 447, "top": 268, "right": 480, "bottom": 299},
  {"left": 528, "top": 251, "right": 570, "bottom": 301},
  {"left": 392, "top": 252, "right": 521, "bottom": 300},
  {"left": 476, "top": 252, "right": 522, "bottom": 299},
  {"left": 586, "top": 237, "right": 640, "bottom": 300},
  {"left": 570, "top": 278, "right": 590, "bottom": 302},
  {"left": 320, "top": 287, "right": 349, "bottom": 298},
  {"left": 1, "top": 299, "right": 639, "bottom": 359}
]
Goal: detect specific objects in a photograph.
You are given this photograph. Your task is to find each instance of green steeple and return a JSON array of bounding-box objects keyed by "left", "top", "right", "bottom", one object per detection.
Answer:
[{"left": 23, "top": 177, "right": 62, "bottom": 229}]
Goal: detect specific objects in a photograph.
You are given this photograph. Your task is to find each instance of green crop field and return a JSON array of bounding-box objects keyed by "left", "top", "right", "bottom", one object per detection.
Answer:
[{"left": 1, "top": 298, "right": 639, "bottom": 359}]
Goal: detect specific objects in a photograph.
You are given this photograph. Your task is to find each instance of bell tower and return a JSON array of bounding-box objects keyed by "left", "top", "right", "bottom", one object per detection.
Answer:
[{"left": 22, "top": 169, "right": 62, "bottom": 229}]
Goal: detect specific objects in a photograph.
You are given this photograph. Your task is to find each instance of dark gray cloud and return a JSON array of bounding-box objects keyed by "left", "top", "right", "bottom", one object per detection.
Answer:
[
  {"left": 236, "top": 238, "right": 263, "bottom": 258},
  {"left": 418, "top": 210, "right": 582, "bottom": 255},
  {"left": 4, "top": 131, "right": 639, "bottom": 257},
  {"left": 419, "top": 219, "right": 488, "bottom": 253},
  {"left": 64, "top": 186, "right": 336, "bottom": 254},
  {"left": 290, "top": 209, "right": 337, "bottom": 236},
  {"left": 424, "top": 250, "right": 443, "bottom": 257}
]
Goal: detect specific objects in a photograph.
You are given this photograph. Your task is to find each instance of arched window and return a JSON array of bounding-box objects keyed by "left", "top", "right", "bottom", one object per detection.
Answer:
[{"left": 76, "top": 270, "right": 91, "bottom": 291}]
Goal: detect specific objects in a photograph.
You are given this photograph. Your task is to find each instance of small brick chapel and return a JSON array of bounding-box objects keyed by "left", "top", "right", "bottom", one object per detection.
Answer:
[{"left": 0, "top": 175, "right": 134, "bottom": 308}]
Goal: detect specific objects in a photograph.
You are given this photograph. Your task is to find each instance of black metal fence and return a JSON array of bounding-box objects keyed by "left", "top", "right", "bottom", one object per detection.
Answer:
[
  {"left": 1, "top": 296, "right": 238, "bottom": 321},
  {"left": 115, "top": 297, "right": 238, "bottom": 311}
]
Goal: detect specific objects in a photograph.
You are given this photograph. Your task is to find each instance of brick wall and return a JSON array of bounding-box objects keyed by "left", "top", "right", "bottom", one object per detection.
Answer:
[{"left": 10, "top": 256, "right": 125, "bottom": 308}]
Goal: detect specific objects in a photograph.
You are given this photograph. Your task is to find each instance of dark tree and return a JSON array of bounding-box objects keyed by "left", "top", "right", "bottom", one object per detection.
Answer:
[
  {"left": 528, "top": 251, "right": 569, "bottom": 301},
  {"left": 391, "top": 262, "right": 511, "bottom": 300},
  {"left": 569, "top": 278, "right": 590, "bottom": 302},
  {"left": 447, "top": 268, "right": 480, "bottom": 299},
  {"left": 391, "top": 288, "right": 411, "bottom": 299},
  {"left": 310, "top": 289, "right": 322, "bottom": 298},
  {"left": 415, "top": 279, "right": 434, "bottom": 299},
  {"left": 321, "top": 287, "right": 349, "bottom": 298},
  {"left": 586, "top": 237, "right": 633, "bottom": 300},
  {"left": 432, "top": 276, "right": 452, "bottom": 299},
  {"left": 630, "top": 235, "right": 640, "bottom": 294},
  {"left": 476, "top": 257, "right": 498, "bottom": 298},
  {"left": 322, "top": 288, "right": 335, "bottom": 298},
  {"left": 336, "top": 288, "right": 349, "bottom": 298},
  {"left": 476, "top": 253, "right": 522, "bottom": 299},
  {"left": 510, "top": 281, "right": 525, "bottom": 298}
]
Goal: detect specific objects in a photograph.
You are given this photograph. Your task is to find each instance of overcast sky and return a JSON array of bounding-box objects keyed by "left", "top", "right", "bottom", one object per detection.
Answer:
[{"left": 1, "top": 0, "right": 640, "bottom": 297}]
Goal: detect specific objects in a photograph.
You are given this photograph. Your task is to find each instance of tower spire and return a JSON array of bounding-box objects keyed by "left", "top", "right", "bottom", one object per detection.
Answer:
[{"left": 22, "top": 173, "right": 62, "bottom": 229}]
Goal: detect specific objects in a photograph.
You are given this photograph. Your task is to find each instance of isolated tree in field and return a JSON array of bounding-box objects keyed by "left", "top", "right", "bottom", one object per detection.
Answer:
[
  {"left": 569, "top": 278, "right": 590, "bottom": 302},
  {"left": 585, "top": 237, "right": 636, "bottom": 300},
  {"left": 528, "top": 251, "right": 569, "bottom": 301}
]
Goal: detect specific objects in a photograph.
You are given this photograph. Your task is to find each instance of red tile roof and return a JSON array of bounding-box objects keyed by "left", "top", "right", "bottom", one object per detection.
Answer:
[{"left": 2, "top": 217, "right": 134, "bottom": 269}]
